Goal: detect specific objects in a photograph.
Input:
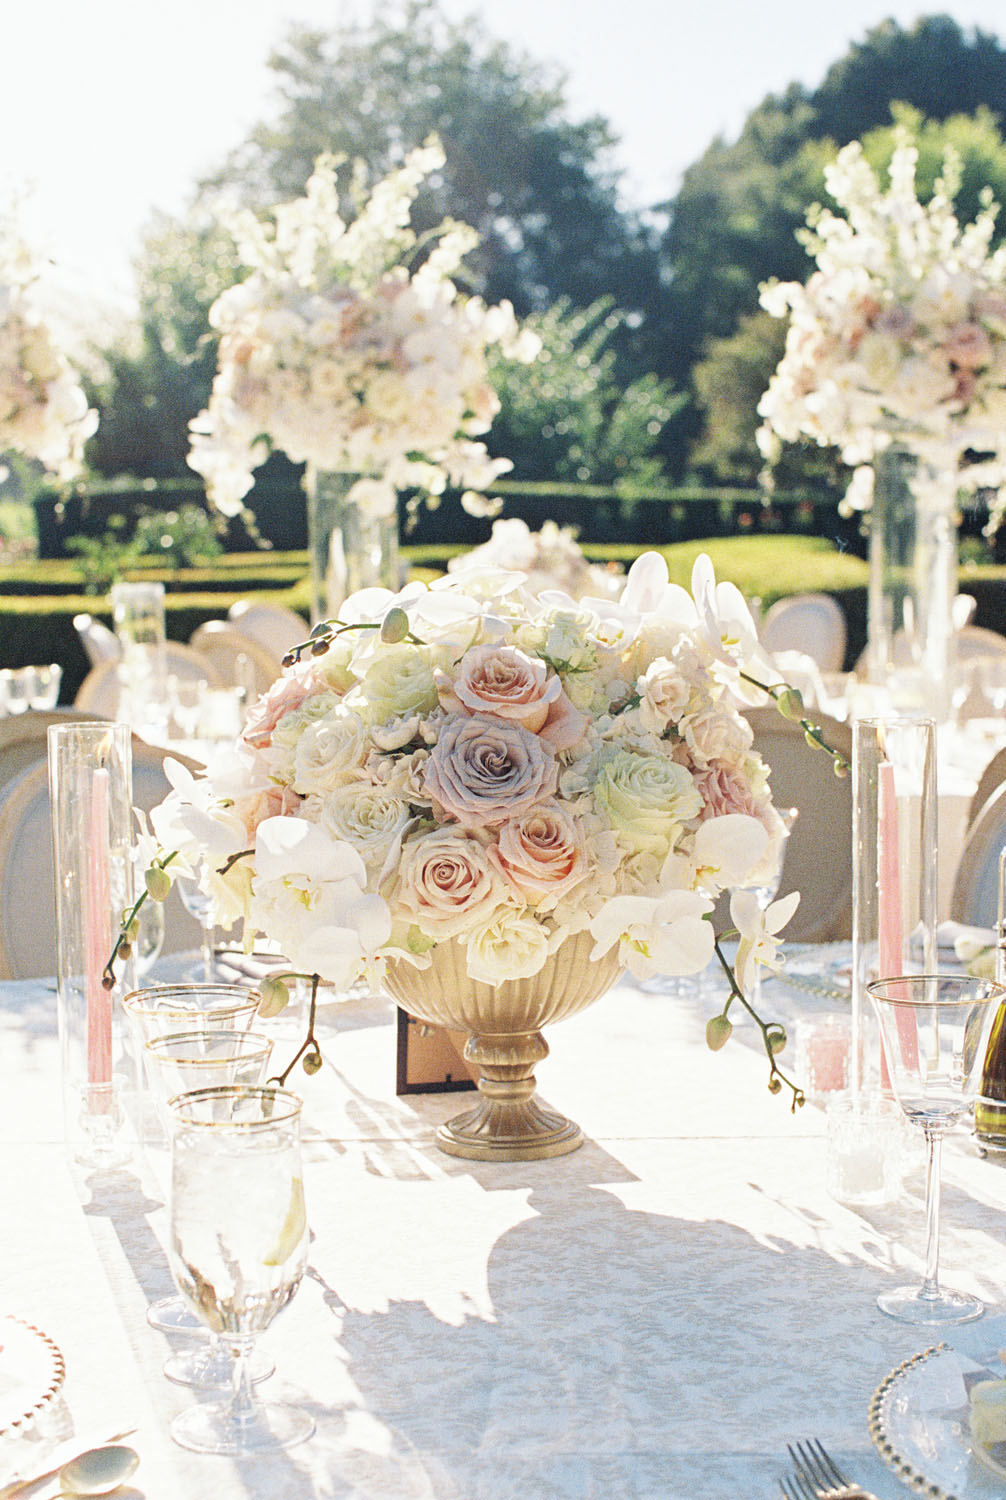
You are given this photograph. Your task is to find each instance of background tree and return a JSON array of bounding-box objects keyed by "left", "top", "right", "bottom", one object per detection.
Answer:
[
  {"left": 88, "top": 0, "right": 671, "bottom": 489},
  {"left": 667, "top": 17, "right": 1006, "bottom": 483}
]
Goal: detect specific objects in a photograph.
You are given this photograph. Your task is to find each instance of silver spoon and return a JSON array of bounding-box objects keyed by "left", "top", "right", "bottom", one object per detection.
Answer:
[{"left": 52, "top": 1445, "right": 139, "bottom": 1497}]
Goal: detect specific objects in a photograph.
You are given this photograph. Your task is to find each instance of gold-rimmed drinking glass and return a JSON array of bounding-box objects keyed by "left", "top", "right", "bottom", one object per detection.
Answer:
[{"left": 168, "top": 1086, "right": 313, "bottom": 1455}]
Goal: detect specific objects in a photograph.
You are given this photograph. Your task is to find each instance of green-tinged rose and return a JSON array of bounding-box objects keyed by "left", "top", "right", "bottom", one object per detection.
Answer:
[
  {"left": 258, "top": 975, "right": 290, "bottom": 1019},
  {"left": 357, "top": 645, "right": 438, "bottom": 723},
  {"left": 706, "top": 1015, "right": 733, "bottom": 1051},
  {"left": 594, "top": 748, "right": 702, "bottom": 855},
  {"left": 145, "top": 867, "right": 172, "bottom": 902}
]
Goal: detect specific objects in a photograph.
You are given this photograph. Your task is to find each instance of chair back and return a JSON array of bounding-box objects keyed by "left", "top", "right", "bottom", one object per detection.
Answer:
[
  {"left": 743, "top": 704, "right": 854, "bottom": 942},
  {"left": 190, "top": 621, "right": 281, "bottom": 698},
  {"left": 228, "top": 600, "right": 306, "bottom": 662},
  {"left": 760, "top": 594, "right": 847, "bottom": 672},
  {"left": 72, "top": 613, "right": 120, "bottom": 667},
  {"left": 951, "top": 780, "right": 1006, "bottom": 928}
]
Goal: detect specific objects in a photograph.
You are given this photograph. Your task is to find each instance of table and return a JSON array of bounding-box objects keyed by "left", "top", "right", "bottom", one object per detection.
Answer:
[{"left": 3, "top": 956, "right": 1006, "bottom": 1499}]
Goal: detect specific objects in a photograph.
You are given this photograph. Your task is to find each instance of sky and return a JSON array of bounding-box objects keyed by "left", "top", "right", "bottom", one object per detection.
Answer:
[{"left": 5, "top": 0, "right": 1006, "bottom": 316}]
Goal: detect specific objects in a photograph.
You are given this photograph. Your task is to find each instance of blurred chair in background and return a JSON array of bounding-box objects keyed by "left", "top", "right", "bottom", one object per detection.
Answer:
[{"left": 760, "top": 593, "right": 847, "bottom": 672}]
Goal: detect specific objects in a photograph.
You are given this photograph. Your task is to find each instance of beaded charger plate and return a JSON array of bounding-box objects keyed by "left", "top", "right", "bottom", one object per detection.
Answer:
[
  {"left": 0, "top": 1316, "right": 66, "bottom": 1437},
  {"left": 870, "top": 1343, "right": 1006, "bottom": 1498}
]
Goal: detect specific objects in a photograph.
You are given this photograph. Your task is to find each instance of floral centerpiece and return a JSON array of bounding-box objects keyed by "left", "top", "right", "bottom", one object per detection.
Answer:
[
  {"left": 756, "top": 131, "right": 1006, "bottom": 512},
  {"left": 187, "top": 138, "right": 539, "bottom": 525},
  {"left": 121, "top": 552, "right": 837, "bottom": 1129},
  {"left": 447, "top": 517, "right": 623, "bottom": 601},
  {"left": 0, "top": 225, "right": 96, "bottom": 480}
]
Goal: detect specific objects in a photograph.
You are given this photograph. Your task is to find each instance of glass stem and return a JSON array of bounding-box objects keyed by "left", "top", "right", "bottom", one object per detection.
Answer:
[
  {"left": 920, "top": 1125, "right": 943, "bottom": 1300},
  {"left": 200, "top": 920, "right": 214, "bottom": 983},
  {"left": 228, "top": 1337, "right": 257, "bottom": 1426}
]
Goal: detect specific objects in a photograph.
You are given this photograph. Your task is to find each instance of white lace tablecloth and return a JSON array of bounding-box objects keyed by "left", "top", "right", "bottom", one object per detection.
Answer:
[{"left": 2, "top": 956, "right": 1006, "bottom": 1500}]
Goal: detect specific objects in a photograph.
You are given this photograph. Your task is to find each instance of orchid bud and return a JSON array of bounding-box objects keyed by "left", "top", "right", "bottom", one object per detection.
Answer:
[
  {"left": 705, "top": 1014, "right": 733, "bottom": 1052},
  {"left": 145, "top": 867, "right": 171, "bottom": 902},
  {"left": 766, "top": 1024, "right": 787, "bottom": 1056},
  {"left": 257, "top": 975, "right": 290, "bottom": 1019},
  {"left": 302, "top": 1048, "right": 323, "bottom": 1076},
  {"left": 767, "top": 1075, "right": 782, "bottom": 1095},
  {"left": 776, "top": 687, "right": 804, "bottom": 720},
  {"left": 381, "top": 607, "right": 410, "bottom": 644}
]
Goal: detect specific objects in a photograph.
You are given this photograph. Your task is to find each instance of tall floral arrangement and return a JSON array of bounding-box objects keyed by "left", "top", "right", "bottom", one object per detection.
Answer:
[
  {"left": 188, "top": 139, "right": 539, "bottom": 522},
  {"left": 136, "top": 553, "right": 820, "bottom": 1105},
  {"left": 757, "top": 133, "right": 1006, "bottom": 522},
  {"left": 0, "top": 224, "right": 96, "bottom": 480}
]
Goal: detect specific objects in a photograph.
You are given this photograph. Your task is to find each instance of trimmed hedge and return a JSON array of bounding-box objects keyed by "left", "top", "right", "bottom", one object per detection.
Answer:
[{"left": 5, "top": 533, "right": 1006, "bottom": 704}]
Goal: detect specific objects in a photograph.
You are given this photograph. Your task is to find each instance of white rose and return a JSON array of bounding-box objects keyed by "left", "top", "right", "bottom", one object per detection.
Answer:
[
  {"left": 291, "top": 711, "right": 370, "bottom": 795},
  {"left": 681, "top": 706, "right": 753, "bottom": 769},
  {"left": 463, "top": 905, "right": 552, "bottom": 983},
  {"left": 349, "top": 645, "right": 439, "bottom": 724},
  {"left": 594, "top": 746, "right": 703, "bottom": 856},
  {"left": 311, "top": 781, "right": 411, "bottom": 874}
]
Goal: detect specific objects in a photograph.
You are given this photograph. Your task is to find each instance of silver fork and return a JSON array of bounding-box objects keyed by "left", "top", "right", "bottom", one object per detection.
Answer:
[{"left": 779, "top": 1439, "right": 880, "bottom": 1500}]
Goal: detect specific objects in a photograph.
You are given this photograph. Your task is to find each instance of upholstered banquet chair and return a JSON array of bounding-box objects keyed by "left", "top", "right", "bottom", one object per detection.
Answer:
[
  {"left": 759, "top": 593, "right": 847, "bottom": 673},
  {"left": 74, "top": 643, "right": 224, "bottom": 719},
  {"left": 227, "top": 599, "right": 306, "bottom": 663},
  {"left": 0, "top": 733, "right": 202, "bottom": 980},
  {"left": 742, "top": 703, "right": 854, "bottom": 943},
  {"left": 189, "top": 620, "right": 280, "bottom": 699},
  {"left": 951, "top": 780, "right": 1006, "bottom": 928}
]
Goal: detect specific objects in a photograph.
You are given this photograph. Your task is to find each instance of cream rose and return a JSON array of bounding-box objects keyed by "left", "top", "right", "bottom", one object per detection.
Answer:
[
  {"left": 291, "top": 711, "right": 370, "bottom": 795},
  {"left": 394, "top": 827, "right": 505, "bottom": 938},
  {"left": 311, "top": 782, "right": 411, "bottom": 873},
  {"left": 680, "top": 706, "right": 753, "bottom": 769},
  {"left": 423, "top": 714, "right": 558, "bottom": 829},
  {"left": 463, "top": 904, "right": 552, "bottom": 983},
  {"left": 488, "top": 802, "right": 588, "bottom": 909}
]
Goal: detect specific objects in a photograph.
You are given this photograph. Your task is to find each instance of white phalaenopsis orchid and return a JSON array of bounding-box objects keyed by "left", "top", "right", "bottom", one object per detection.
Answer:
[{"left": 730, "top": 888, "right": 802, "bottom": 996}]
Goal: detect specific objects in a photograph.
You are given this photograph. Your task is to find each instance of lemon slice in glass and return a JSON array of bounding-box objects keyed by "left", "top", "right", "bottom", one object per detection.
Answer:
[{"left": 263, "top": 1178, "right": 306, "bottom": 1266}]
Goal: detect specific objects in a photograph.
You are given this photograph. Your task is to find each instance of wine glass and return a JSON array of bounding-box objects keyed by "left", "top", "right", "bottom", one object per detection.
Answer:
[
  {"left": 175, "top": 872, "right": 217, "bottom": 982},
  {"left": 168, "top": 1085, "right": 314, "bottom": 1454},
  {"left": 747, "top": 807, "right": 798, "bottom": 1008},
  {"left": 868, "top": 973, "right": 1005, "bottom": 1324}
]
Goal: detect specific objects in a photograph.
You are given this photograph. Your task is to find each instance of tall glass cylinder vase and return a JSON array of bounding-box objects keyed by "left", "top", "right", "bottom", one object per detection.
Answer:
[
  {"left": 866, "top": 445, "right": 958, "bottom": 723},
  {"left": 303, "top": 467, "right": 400, "bottom": 626},
  {"left": 48, "top": 722, "right": 136, "bottom": 1166},
  {"left": 110, "top": 579, "right": 169, "bottom": 734}
]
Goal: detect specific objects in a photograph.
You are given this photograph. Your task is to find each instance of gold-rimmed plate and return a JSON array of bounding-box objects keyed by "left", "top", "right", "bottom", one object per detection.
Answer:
[
  {"left": 0, "top": 1316, "right": 66, "bottom": 1437},
  {"left": 870, "top": 1343, "right": 1006, "bottom": 1498}
]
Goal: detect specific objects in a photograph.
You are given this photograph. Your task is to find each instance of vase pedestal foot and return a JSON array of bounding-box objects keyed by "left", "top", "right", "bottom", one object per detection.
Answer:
[{"left": 437, "top": 1096, "right": 583, "bottom": 1162}]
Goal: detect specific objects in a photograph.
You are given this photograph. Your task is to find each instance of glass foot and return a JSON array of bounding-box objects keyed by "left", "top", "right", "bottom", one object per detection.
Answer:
[
  {"left": 147, "top": 1295, "right": 201, "bottom": 1334},
  {"left": 877, "top": 1284, "right": 985, "bottom": 1325},
  {"left": 171, "top": 1399, "right": 314, "bottom": 1454},
  {"left": 163, "top": 1342, "right": 275, "bottom": 1390}
]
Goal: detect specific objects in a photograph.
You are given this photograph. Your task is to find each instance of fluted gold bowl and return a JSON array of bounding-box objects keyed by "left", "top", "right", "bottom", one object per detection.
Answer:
[{"left": 383, "top": 929, "right": 622, "bottom": 1161}]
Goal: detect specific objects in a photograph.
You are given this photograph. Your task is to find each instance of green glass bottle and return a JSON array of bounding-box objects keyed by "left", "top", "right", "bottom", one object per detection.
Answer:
[{"left": 975, "top": 847, "right": 1006, "bottom": 1154}]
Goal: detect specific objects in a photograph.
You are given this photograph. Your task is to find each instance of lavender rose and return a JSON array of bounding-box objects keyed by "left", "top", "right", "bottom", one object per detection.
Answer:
[{"left": 422, "top": 713, "right": 559, "bottom": 829}]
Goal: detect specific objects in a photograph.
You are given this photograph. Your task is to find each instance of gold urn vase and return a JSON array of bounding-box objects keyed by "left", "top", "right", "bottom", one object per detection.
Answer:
[{"left": 383, "top": 929, "right": 622, "bottom": 1162}]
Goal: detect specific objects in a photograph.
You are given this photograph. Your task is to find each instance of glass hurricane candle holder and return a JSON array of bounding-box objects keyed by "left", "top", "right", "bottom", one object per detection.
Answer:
[{"left": 48, "top": 722, "right": 136, "bottom": 1167}]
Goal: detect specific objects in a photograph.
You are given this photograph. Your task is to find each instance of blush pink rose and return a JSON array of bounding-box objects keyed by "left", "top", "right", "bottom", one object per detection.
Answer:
[
  {"left": 395, "top": 828, "right": 503, "bottom": 938},
  {"left": 691, "top": 764, "right": 761, "bottom": 821},
  {"left": 233, "top": 784, "right": 303, "bottom": 843},
  {"left": 439, "top": 645, "right": 588, "bottom": 751},
  {"left": 422, "top": 713, "right": 558, "bottom": 829},
  {"left": 243, "top": 658, "right": 327, "bottom": 748},
  {"left": 943, "top": 320, "right": 992, "bottom": 370},
  {"left": 488, "top": 802, "right": 588, "bottom": 908}
]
